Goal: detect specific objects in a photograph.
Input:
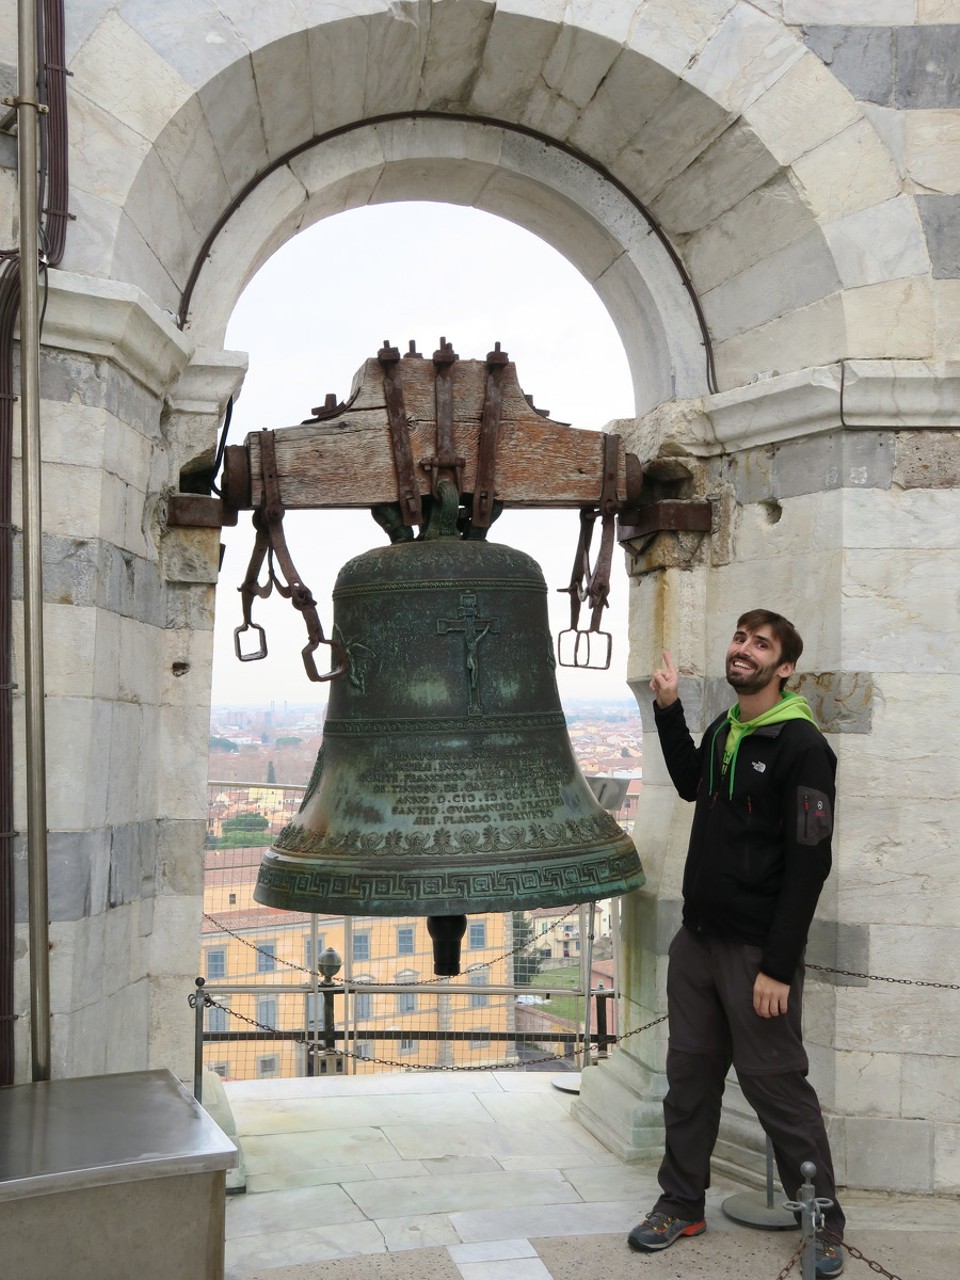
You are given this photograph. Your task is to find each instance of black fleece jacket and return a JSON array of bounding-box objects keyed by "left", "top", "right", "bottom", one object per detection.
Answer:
[{"left": 654, "top": 698, "right": 836, "bottom": 983}]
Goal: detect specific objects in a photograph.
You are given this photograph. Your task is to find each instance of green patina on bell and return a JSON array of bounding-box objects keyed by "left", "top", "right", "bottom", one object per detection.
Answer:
[{"left": 254, "top": 484, "right": 644, "bottom": 964}]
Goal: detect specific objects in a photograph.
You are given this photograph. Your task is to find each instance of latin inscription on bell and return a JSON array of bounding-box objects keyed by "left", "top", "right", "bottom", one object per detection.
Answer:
[{"left": 368, "top": 749, "right": 562, "bottom": 827}]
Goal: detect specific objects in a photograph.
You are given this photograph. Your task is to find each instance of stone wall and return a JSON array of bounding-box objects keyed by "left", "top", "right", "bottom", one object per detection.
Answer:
[
  {"left": 0, "top": 0, "right": 957, "bottom": 1194},
  {"left": 575, "top": 366, "right": 960, "bottom": 1195}
]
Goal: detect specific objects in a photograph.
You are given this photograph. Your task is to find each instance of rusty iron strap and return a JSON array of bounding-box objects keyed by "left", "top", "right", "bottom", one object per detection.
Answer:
[
  {"left": 379, "top": 342, "right": 423, "bottom": 527},
  {"left": 233, "top": 509, "right": 272, "bottom": 663},
  {"left": 471, "top": 343, "right": 508, "bottom": 530},
  {"left": 236, "top": 431, "right": 348, "bottom": 682},
  {"left": 421, "top": 337, "right": 464, "bottom": 497}
]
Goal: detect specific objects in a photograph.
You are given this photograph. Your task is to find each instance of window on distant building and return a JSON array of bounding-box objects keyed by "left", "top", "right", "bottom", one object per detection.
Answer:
[
  {"left": 257, "top": 997, "right": 278, "bottom": 1028},
  {"left": 211, "top": 1062, "right": 229, "bottom": 1078},
  {"left": 400, "top": 1038, "right": 418, "bottom": 1054},
  {"left": 304, "top": 936, "right": 325, "bottom": 969},
  {"left": 306, "top": 993, "right": 321, "bottom": 1028},
  {"left": 353, "top": 932, "right": 370, "bottom": 962},
  {"left": 397, "top": 990, "right": 416, "bottom": 1015},
  {"left": 257, "top": 1055, "right": 279, "bottom": 1077},
  {"left": 257, "top": 942, "right": 277, "bottom": 973},
  {"left": 355, "top": 1042, "right": 372, "bottom": 1060},
  {"left": 397, "top": 926, "right": 415, "bottom": 955},
  {"left": 355, "top": 991, "right": 372, "bottom": 1021},
  {"left": 206, "top": 1004, "right": 229, "bottom": 1033},
  {"left": 228, "top": 892, "right": 237, "bottom": 905},
  {"left": 206, "top": 948, "right": 226, "bottom": 979},
  {"left": 468, "top": 921, "right": 486, "bottom": 949},
  {"left": 469, "top": 973, "right": 489, "bottom": 1008}
]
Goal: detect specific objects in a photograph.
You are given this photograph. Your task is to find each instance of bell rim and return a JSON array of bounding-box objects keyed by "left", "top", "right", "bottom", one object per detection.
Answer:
[{"left": 253, "top": 846, "right": 645, "bottom": 918}]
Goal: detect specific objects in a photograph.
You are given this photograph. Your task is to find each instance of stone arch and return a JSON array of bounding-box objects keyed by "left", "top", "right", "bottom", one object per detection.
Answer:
[{"left": 61, "top": 1, "right": 927, "bottom": 406}]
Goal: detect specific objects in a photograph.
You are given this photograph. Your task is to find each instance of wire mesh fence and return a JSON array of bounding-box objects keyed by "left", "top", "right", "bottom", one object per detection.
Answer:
[{"left": 201, "top": 782, "right": 620, "bottom": 1081}]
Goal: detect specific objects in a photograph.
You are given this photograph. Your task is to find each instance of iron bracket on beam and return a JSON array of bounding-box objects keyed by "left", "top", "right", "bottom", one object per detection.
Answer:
[
  {"left": 166, "top": 494, "right": 238, "bottom": 528},
  {"left": 618, "top": 499, "right": 713, "bottom": 545}
]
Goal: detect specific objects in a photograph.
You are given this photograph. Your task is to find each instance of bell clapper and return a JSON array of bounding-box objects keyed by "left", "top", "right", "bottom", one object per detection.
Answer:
[{"left": 427, "top": 915, "right": 468, "bottom": 976}]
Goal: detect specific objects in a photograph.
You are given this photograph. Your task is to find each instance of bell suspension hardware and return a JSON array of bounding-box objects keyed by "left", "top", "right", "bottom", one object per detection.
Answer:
[
  {"left": 557, "top": 433, "right": 620, "bottom": 669},
  {"left": 470, "top": 342, "right": 509, "bottom": 532},
  {"left": 379, "top": 339, "right": 423, "bottom": 527},
  {"left": 419, "top": 337, "right": 466, "bottom": 499},
  {"left": 165, "top": 337, "right": 692, "bottom": 974},
  {"left": 234, "top": 429, "right": 347, "bottom": 682}
]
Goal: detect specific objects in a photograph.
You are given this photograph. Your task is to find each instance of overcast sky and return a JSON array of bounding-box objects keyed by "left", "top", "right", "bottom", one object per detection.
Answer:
[{"left": 212, "top": 201, "right": 640, "bottom": 710}]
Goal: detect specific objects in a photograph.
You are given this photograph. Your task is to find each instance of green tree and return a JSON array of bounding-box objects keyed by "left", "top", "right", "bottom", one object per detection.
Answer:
[
  {"left": 266, "top": 760, "right": 277, "bottom": 784},
  {"left": 209, "top": 735, "right": 239, "bottom": 752},
  {"left": 222, "top": 813, "right": 269, "bottom": 833},
  {"left": 216, "top": 831, "right": 273, "bottom": 848}
]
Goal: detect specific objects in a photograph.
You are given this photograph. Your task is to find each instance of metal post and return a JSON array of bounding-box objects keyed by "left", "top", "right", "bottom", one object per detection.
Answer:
[
  {"left": 722, "top": 1134, "right": 798, "bottom": 1229},
  {"left": 783, "top": 1160, "right": 833, "bottom": 1280},
  {"left": 17, "top": 0, "right": 52, "bottom": 1083},
  {"left": 189, "top": 978, "right": 210, "bottom": 1103},
  {"left": 580, "top": 902, "right": 595, "bottom": 1068},
  {"left": 798, "top": 1162, "right": 817, "bottom": 1280},
  {"left": 309, "top": 913, "right": 319, "bottom": 1074},
  {"left": 322, "top": 978, "right": 335, "bottom": 1070}
]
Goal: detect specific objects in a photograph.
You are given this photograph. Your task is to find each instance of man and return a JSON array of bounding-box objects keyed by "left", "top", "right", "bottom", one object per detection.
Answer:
[{"left": 628, "top": 610, "right": 845, "bottom": 1278}]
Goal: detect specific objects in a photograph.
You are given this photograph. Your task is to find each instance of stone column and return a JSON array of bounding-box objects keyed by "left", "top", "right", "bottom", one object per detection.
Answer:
[{"left": 13, "top": 271, "right": 246, "bottom": 1082}]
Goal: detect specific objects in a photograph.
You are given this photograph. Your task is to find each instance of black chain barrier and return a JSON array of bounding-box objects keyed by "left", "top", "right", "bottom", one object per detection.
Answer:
[
  {"left": 205, "top": 992, "right": 670, "bottom": 1073},
  {"left": 774, "top": 1237, "right": 806, "bottom": 1280},
  {"left": 203, "top": 904, "right": 584, "bottom": 985},
  {"left": 808, "top": 962, "right": 960, "bottom": 991}
]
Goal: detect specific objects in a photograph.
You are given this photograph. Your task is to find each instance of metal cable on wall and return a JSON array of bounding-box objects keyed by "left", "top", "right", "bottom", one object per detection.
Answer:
[{"left": 0, "top": 0, "right": 69, "bottom": 1086}]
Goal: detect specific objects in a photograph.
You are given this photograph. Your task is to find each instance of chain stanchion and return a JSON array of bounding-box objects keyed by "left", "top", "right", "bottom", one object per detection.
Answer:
[
  {"left": 188, "top": 977, "right": 215, "bottom": 1102},
  {"left": 783, "top": 1162, "right": 832, "bottom": 1280}
]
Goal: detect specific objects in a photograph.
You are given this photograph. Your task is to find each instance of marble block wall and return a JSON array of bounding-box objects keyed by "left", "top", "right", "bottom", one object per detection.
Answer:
[
  {"left": 575, "top": 367, "right": 960, "bottom": 1195},
  {"left": 7, "top": 273, "right": 245, "bottom": 1081}
]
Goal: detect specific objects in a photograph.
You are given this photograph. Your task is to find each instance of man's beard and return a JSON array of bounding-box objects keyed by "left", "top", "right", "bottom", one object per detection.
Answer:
[{"left": 725, "top": 655, "right": 779, "bottom": 696}]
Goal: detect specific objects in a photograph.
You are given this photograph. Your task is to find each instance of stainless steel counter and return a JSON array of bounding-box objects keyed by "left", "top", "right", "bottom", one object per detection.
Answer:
[{"left": 0, "top": 1068, "right": 237, "bottom": 1204}]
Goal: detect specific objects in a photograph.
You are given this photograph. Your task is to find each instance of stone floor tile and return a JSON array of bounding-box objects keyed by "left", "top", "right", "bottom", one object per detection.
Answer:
[
  {"left": 456, "top": 1259, "right": 553, "bottom": 1280},
  {"left": 224, "top": 1220, "right": 386, "bottom": 1276},
  {"left": 344, "top": 1169, "right": 577, "bottom": 1218},
  {"left": 225, "top": 1183, "right": 365, "bottom": 1237},
  {"left": 448, "top": 1240, "right": 538, "bottom": 1263},
  {"left": 449, "top": 1197, "right": 638, "bottom": 1243},
  {"left": 375, "top": 1211, "right": 465, "bottom": 1251}
]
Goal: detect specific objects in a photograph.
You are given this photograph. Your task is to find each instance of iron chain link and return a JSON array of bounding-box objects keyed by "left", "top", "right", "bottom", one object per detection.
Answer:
[
  {"left": 774, "top": 1239, "right": 805, "bottom": 1280},
  {"left": 820, "top": 1229, "right": 904, "bottom": 1280},
  {"left": 807, "top": 963, "right": 959, "bottom": 991}
]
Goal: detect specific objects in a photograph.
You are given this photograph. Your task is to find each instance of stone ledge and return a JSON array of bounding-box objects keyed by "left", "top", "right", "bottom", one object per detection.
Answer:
[
  {"left": 41, "top": 270, "right": 192, "bottom": 397},
  {"left": 841, "top": 359, "right": 960, "bottom": 426},
  {"left": 634, "top": 361, "right": 960, "bottom": 457}
]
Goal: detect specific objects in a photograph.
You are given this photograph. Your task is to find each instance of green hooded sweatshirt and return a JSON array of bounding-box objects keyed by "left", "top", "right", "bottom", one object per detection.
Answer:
[{"left": 711, "top": 691, "right": 820, "bottom": 799}]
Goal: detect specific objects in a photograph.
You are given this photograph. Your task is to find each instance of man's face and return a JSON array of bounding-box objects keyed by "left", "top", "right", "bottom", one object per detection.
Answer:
[{"left": 725, "top": 624, "right": 794, "bottom": 696}]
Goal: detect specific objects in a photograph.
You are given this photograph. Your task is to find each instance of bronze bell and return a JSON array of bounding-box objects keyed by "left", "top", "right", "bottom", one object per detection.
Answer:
[{"left": 254, "top": 484, "right": 644, "bottom": 972}]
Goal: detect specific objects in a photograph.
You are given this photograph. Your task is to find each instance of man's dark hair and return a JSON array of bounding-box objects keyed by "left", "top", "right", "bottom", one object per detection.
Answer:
[{"left": 736, "top": 609, "right": 803, "bottom": 686}]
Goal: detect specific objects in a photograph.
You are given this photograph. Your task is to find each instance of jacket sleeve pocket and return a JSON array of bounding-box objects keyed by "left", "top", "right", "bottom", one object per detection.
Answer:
[{"left": 797, "top": 788, "right": 833, "bottom": 845}]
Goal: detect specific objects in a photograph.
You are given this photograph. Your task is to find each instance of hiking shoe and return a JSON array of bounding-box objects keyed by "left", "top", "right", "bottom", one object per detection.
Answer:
[
  {"left": 815, "top": 1235, "right": 844, "bottom": 1277},
  {"left": 627, "top": 1211, "right": 706, "bottom": 1252}
]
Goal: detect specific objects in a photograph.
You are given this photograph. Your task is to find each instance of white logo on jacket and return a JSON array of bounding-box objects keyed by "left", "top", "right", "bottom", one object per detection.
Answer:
[{"left": 751, "top": 761, "right": 766, "bottom": 773}]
